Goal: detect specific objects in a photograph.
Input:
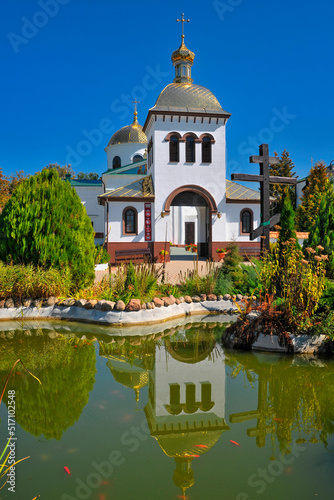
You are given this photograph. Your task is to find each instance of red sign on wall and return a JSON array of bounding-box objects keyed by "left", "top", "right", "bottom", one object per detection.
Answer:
[{"left": 144, "top": 203, "right": 152, "bottom": 241}]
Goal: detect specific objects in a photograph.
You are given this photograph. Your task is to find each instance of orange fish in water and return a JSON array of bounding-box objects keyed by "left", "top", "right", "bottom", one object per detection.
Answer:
[
  {"left": 101, "top": 480, "right": 111, "bottom": 485},
  {"left": 184, "top": 454, "right": 200, "bottom": 458},
  {"left": 98, "top": 495, "right": 106, "bottom": 500},
  {"left": 64, "top": 466, "right": 71, "bottom": 475},
  {"left": 274, "top": 418, "right": 281, "bottom": 422},
  {"left": 32, "top": 496, "right": 40, "bottom": 500},
  {"left": 194, "top": 444, "right": 208, "bottom": 449},
  {"left": 230, "top": 440, "right": 240, "bottom": 446}
]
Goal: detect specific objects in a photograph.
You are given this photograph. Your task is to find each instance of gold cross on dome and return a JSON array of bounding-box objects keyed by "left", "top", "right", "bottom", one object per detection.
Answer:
[
  {"left": 176, "top": 13, "right": 190, "bottom": 38},
  {"left": 132, "top": 99, "right": 140, "bottom": 113}
]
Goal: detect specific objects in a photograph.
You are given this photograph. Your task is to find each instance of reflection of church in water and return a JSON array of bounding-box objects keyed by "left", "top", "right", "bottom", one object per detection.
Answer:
[{"left": 102, "top": 332, "right": 229, "bottom": 497}]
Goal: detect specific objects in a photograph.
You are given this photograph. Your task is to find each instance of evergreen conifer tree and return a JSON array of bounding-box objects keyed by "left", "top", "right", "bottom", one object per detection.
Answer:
[
  {"left": 0, "top": 168, "right": 95, "bottom": 289},
  {"left": 296, "top": 161, "right": 329, "bottom": 231},
  {"left": 278, "top": 190, "right": 297, "bottom": 245},
  {"left": 305, "top": 183, "right": 334, "bottom": 277},
  {"left": 269, "top": 150, "right": 296, "bottom": 214}
]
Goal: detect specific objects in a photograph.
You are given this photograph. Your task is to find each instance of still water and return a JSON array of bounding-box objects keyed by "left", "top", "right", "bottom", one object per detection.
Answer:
[{"left": 0, "top": 318, "right": 333, "bottom": 500}]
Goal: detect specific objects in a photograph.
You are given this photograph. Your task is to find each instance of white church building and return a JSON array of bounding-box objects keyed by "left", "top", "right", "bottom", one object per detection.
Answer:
[{"left": 71, "top": 26, "right": 261, "bottom": 264}]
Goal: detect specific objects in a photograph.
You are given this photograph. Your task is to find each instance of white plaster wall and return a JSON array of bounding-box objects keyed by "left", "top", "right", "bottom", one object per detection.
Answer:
[
  {"left": 146, "top": 115, "right": 227, "bottom": 242},
  {"left": 296, "top": 180, "right": 306, "bottom": 207},
  {"left": 224, "top": 202, "right": 261, "bottom": 242},
  {"left": 105, "top": 142, "right": 146, "bottom": 171},
  {"left": 102, "top": 173, "right": 146, "bottom": 190},
  {"left": 107, "top": 201, "right": 146, "bottom": 243},
  {"left": 153, "top": 343, "right": 226, "bottom": 419},
  {"left": 74, "top": 186, "right": 105, "bottom": 235}
]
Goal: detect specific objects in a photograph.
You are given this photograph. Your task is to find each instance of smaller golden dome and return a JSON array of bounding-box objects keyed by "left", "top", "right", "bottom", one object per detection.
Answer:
[
  {"left": 107, "top": 111, "right": 147, "bottom": 147},
  {"left": 171, "top": 37, "right": 195, "bottom": 64}
]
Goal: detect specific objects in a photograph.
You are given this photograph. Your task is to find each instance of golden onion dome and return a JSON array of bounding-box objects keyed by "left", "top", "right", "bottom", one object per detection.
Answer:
[
  {"left": 171, "top": 38, "right": 195, "bottom": 64},
  {"left": 152, "top": 82, "right": 229, "bottom": 115},
  {"left": 107, "top": 111, "right": 147, "bottom": 147}
]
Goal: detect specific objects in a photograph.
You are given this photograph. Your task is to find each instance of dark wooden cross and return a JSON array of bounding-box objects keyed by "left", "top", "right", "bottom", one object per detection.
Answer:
[
  {"left": 231, "top": 143, "right": 297, "bottom": 254},
  {"left": 229, "top": 378, "right": 275, "bottom": 448}
]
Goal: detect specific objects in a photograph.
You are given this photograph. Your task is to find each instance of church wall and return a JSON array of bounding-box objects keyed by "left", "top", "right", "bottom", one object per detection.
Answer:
[
  {"left": 105, "top": 142, "right": 146, "bottom": 171},
  {"left": 102, "top": 173, "right": 147, "bottom": 190},
  {"left": 73, "top": 186, "right": 105, "bottom": 242},
  {"left": 107, "top": 201, "right": 146, "bottom": 242},
  {"left": 148, "top": 116, "right": 227, "bottom": 244},
  {"left": 224, "top": 202, "right": 260, "bottom": 242}
]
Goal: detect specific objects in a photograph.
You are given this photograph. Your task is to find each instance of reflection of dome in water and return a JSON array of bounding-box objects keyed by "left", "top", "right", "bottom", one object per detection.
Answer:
[
  {"left": 156, "top": 429, "right": 226, "bottom": 459},
  {"left": 173, "top": 458, "right": 194, "bottom": 494},
  {"left": 155, "top": 429, "right": 227, "bottom": 497},
  {"left": 165, "top": 333, "right": 216, "bottom": 364},
  {"left": 106, "top": 356, "right": 148, "bottom": 403}
]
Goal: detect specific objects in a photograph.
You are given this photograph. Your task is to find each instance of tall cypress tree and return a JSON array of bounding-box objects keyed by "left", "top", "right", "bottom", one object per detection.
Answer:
[
  {"left": 296, "top": 161, "right": 329, "bottom": 231},
  {"left": 270, "top": 150, "right": 296, "bottom": 214},
  {"left": 0, "top": 168, "right": 95, "bottom": 289},
  {"left": 278, "top": 190, "right": 297, "bottom": 245},
  {"left": 277, "top": 190, "right": 299, "bottom": 271}
]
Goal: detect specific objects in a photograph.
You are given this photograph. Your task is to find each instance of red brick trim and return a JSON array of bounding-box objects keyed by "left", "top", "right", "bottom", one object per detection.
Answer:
[
  {"left": 164, "top": 185, "right": 218, "bottom": 215},
  {"left": 198, "top": 133, "right": 216, "bottom": 143},
  {"left": 165, "top": 131, "right": 184, "bottom": 141}
]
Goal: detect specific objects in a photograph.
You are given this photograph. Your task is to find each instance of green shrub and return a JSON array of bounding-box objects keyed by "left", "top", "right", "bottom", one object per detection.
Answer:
[
  {"left": 0, "top": 168, "right": 95, "bottom": 290},
  {"left": 0, "top": 262, "right": 71, "bottom": 299},
  {"left": 179, "top": 261, "right": 219, "bottom": 296},
  {"left": 94, "top": 245, "right": 110, "bottom": 265},
  {"left": 261, "top": 239, "right": 326, "bottom": 325},
  {"left": 99, "top": 262, "right": 159, "bottom": 304}
]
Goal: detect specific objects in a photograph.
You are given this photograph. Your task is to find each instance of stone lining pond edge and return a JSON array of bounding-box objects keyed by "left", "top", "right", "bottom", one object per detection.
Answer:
[
  {"left": 0, "top": 300, "right": 329, "bottom": 355},
  {"left": 0, "top": 299, "right": 239, "bottom": 327}
]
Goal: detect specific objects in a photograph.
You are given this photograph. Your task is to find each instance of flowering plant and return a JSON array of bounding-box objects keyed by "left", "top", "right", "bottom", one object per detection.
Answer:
[
  {"left": 159, "top": 249, "right": 169, "bottom": 255},
  {"left": 216, "top": 248, "right": 227, "bottom": 254}
]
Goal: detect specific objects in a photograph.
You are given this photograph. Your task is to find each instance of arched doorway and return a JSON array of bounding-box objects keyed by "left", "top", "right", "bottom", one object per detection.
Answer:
[{"left": 164, "top": 185, "right": 218, "bottom": 258}]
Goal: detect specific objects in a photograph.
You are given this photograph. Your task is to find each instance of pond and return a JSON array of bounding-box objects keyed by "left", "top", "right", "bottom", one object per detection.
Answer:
[{"left": 0, "top": 319, "right": 333, "bottom": 500}]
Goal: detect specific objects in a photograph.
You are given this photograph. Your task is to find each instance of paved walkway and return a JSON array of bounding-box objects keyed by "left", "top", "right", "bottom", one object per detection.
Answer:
[
  {"left": 94, "top": 248, "right": 219, "bottom": 285},
  {"left": 159, "top": 247, "right": 215, "bottom": 284}
]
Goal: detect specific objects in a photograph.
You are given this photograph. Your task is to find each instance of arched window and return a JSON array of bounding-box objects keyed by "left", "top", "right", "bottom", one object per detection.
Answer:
[
  {"left": 133, "top": 154, "right": 143, "bottom": 163},
  {"left": 123, "top": 207, "right": 138, "bottom": 235},
  {"left": 186, "top": 136, "right": 195, "bottom": 163},
  {"left": 202, "top": 136, "right": 212, "bottom": 163},
  {"left": 241, "top": 209, "right": 253, "bottom": 234},
  {"left": 169, "top": 135, "right": 179, "bottom": 162},
  {"left": 113, "top": 156, "right": 121, "bottom": 169},
  {"left": 148, "top": 138, "right": 153, "bottom": 167}
]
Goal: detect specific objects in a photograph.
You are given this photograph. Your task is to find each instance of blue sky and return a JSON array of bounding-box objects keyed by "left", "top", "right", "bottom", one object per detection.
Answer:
[{"left": 1, "top": 0, "right": 333, "bottom": 180}]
